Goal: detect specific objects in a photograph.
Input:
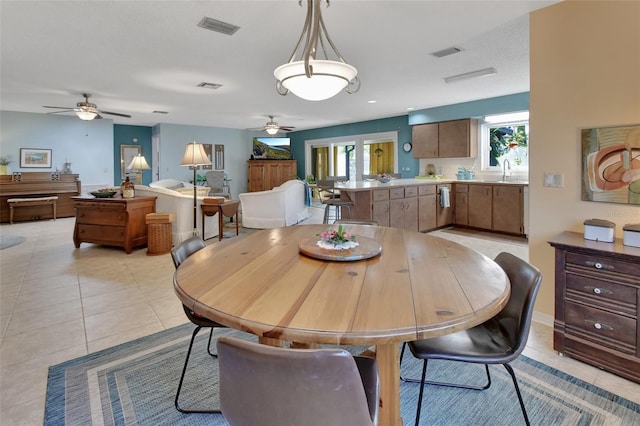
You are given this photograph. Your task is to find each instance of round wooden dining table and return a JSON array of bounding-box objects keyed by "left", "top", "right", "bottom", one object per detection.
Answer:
[{"left": 174, "top": 224, "right": 510, "bottom": 426}]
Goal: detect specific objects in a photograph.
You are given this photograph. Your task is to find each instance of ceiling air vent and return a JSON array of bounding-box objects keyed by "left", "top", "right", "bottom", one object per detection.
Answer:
[
  {"left": 431, "top": 47, "right": 462, "bottom": 58},
  {"left": 197, "top": 17, "right": 240, "bottom": 36},
  {"left": 152, "top": 111, "right": 169, "bottom": 114},
  {"left": 197, "top": 82, "right": 223, "bottom": 90}
]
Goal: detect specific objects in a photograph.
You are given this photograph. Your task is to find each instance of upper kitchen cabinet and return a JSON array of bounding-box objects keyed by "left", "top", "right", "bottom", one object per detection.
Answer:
[{"left": 412, "top": 118, "right": 478, "bottom": 158}]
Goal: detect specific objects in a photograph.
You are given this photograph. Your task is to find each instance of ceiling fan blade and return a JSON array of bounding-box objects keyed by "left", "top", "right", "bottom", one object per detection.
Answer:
[
  {"left": 279, "top": 126, "right": 295, "bottom": 131},
  {"left": 43, "top": 105, "right": 74, "bottom": 109},
  {"left": 46, "top": 110, "right": 75, "bottom": 114},
  {"left": 99, "top": 110, "right": 131, "bottom": 118}
]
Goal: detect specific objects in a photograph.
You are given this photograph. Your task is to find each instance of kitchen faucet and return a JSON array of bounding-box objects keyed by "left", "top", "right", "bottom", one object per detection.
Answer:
[{"left": 502, "top": 159, "right": 511, "bottom": 181}]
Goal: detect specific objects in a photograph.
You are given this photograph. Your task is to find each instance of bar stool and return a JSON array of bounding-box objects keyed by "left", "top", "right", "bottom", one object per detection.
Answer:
[{"left": 322, "top": 198, "right": 354, "bottom": 224}]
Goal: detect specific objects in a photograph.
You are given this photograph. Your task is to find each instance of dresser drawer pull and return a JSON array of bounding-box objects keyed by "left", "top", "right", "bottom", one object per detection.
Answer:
[
  {"left": 585, "top": 260, "right": 613, "bottom": 270},
  {"left": 584, "top": 286, "right": 613, "bottom": 296},
  {"left": 584, "top": 320, "right": 613, "bottom": 331}
]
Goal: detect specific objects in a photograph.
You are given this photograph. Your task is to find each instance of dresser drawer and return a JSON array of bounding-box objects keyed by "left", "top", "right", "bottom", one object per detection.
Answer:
[
  {"left": 373, "top": 190, "right": 389, "bottom": 202},
  {"left": 76, "top": 209, "right": 127, "bottom": 226},
  {"left": 566, "top": 273, "right": 637, "bottom": 312},
  {"left": 566, "top": 252, "right": 640, "bottom": 276},
  {"left": 455, "top": 184, "right": 468, "bottom": 193},
  {"left": 418, "top": 185, "right": 436, "bottom": 196},
  {"left": 76, "top": 224, "right": 126, "bottom": 243},
  {"left": 565, "top": 301, "right": 636, "bottom": 353}
]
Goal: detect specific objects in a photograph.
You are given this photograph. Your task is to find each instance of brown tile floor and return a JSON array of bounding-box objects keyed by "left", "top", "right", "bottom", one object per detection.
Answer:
[{"left": 0, "top": 211, "right": 638, "bottom": 424}]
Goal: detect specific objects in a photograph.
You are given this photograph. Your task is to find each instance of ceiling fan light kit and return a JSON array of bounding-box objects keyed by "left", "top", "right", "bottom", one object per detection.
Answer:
[{"left": 275, "top": 0, "right": 360, "bottom": 101}]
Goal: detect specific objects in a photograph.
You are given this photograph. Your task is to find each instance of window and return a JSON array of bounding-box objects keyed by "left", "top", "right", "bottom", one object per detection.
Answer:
[{"left": 480, "top": 112, "right": 529, "bottom": 172}]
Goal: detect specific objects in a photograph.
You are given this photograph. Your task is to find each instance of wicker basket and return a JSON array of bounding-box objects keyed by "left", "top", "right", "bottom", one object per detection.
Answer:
[{"left": 146, "top": 212, "right": 175, "bottom": 256}]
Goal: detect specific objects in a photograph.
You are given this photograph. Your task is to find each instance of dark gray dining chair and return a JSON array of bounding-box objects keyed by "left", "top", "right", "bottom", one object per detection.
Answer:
[
  {"left": 171, "top": 236, "right": 225, "bottom": 414},
  {"left": 401, "top": 252, "right": 542, "bottom": 426},
  {"left": 217, "top": 336, "right": 379, "bottom": 426}
]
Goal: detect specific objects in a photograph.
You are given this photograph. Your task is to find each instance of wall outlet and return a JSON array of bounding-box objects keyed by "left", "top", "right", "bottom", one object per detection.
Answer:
[{"left": 544, "top": 172, "right": 564, "bottom": 187}]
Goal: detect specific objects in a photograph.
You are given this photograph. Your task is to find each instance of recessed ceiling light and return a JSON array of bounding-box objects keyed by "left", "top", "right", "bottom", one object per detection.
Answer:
[
  {"left": 407, "top": 107, "right": 414, "bottom": 111},
  {"left": 368, "top": 100, "right": 377, "bottom": 104},
  {"left": 444, "top": 67, "right": 497, "bottom": 83}
]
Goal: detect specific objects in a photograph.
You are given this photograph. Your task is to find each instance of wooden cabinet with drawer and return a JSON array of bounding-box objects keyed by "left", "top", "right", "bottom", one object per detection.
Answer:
[
  {"left": 73, "top": 196, "right": 156, "bottom": 254},
  {"left": 549, "top": 231, "right": 640, "bottom": 383},
  {"left": 372, "top": 187, "right": 418, "bottom": 230}
]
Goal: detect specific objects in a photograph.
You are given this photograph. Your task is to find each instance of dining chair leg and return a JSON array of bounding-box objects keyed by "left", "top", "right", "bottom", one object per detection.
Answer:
[
  {"left": 175, "top": 325, "right": 221, "bottom": 414},
  {"left": 414, "top": 359, "right": 428, "bottom": 426},
  {"left": 206, "top": 327, "right": 216, "bottom": 357},
  {"left": 503, "top": 363, "right": 531, "bottom": 426}
]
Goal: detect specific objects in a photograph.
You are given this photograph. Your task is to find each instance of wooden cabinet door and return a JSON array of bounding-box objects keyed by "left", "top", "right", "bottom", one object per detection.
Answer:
[
  {"left": 412, "top": 123, "right": 438, "bottom": 158},
  {"left": 404, "top": 197, "right": 419, "bottom": 231},
  {"left": 455, "top": 192, "right": 469, "bottom": 225},
  {"left": 248, "top": 163, "right": 266, "bottom": 192},
  {"left": 492, "top": 185, "right": 523, "bottom": 234},
  {"left": 372, "top": 201, "right": 390, "bottom": 227},
  {"left": 418, "top": 185, "right": 437, "bottom": 232},
  {"left": 438, "top": 119, "right": 478, "bottom": 158},
  {"left": 436, "top": 184, "right": 454, "bottom": 227},
  {"left": 468, "top": 185, "right": 492, "bottom": 230}
]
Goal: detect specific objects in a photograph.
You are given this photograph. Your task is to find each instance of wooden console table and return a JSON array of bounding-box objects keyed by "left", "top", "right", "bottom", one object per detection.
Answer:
[
  {"left": 73, "top": 196, "right": 156, "bottom": 254},
  {"left": 0, "top": 172, "right": 80, "bottom": 223},
  {"left": 549, "top": 231, "right": 640, "bottom": 383}
]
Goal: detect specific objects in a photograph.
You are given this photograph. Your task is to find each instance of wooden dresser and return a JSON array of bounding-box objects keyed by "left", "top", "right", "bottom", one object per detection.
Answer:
[
  {"left": 73, "top": 196, "right": 156, "bottom": 254},
  {"left": 0, "top": 172, "right": 81, "bottom": 223},
  {"left": 548, "top": 231, "right": 640, "bottom": 383}
]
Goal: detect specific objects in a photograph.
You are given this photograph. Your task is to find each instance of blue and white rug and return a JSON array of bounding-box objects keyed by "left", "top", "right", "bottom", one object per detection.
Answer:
[{"left": 45, "top": 323, "right": 639, "bottom": 425}]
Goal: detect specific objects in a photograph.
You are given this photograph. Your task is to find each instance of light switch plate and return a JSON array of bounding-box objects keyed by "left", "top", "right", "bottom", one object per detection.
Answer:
[{"left": 544, "top": 172, "right": 564, "bottom": 187}]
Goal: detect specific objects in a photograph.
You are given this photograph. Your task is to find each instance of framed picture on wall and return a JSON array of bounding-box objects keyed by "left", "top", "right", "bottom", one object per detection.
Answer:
[
  {"left": 202, "top": 144, "right": 213, "bottom": 170},
  {"left": 215, "top": 144, "right": 225, "bottom": 170},
  {"left": 120, "top": 145, "right": 141, "bottom": 179},
  {"left": 581, "top": 124, "right": 640, "bottom": 205},
  {"left": 20, "top": 148, "right": 52, "bottom": 168}
]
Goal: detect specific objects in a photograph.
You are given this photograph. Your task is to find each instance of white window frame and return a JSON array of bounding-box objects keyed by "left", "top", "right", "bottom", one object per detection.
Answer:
[
  {"left": 304, "top": 131, "right": 398, "bottom": 181},
  {"left": 480, "top": 113, "right": 529, "bottom": 174}
]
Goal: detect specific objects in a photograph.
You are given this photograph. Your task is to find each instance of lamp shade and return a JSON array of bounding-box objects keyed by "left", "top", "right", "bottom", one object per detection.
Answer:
[
  {"left": 76, "top": 110, "right": 97, "bottom": 120},
  {"left": 274, "top": 60, "right": 357, "bottom": 101},
  {"left": 127, "top": 154, "right": 151, "bottom": 171},
  {"left": 180, "top": 142, "right": 212, "bottom": 167}
]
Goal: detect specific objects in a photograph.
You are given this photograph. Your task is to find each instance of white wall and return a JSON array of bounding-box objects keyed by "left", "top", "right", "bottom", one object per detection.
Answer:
[
  {"left": 529, "top": 1, "right": 640, "bottom": 316},
  {"left": 154, "top": 123, "right": 252, "bottom": 196},
  {"left": 0, "top": 111, "right": 114, "bottom": 186}
]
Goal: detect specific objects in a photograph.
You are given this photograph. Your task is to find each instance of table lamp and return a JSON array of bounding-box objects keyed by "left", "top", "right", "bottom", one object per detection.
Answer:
[
  {"left": 127, "top": 154, "right": 151, "bottom": 185},
  {"left": 180, "top": 142, "right": 212, "bottom": 235}
]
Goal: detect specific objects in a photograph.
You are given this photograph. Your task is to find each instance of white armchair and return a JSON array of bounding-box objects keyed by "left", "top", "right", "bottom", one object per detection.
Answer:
[
  {"left": 135, "top": 185, "right": 219, "bottom": 243},
  {"left": 239, "top": 179, "right": 311, "bottom": 229}
]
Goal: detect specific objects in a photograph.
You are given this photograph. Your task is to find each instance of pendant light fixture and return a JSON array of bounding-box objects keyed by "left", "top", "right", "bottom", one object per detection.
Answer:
[{"left": 274, "top": 0, "right": 360, "bottom": 101}]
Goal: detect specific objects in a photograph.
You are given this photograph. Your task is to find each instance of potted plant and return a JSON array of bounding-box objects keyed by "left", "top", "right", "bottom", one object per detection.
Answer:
[{"left": 0, "top": 156, "right": 12, "bottom": 175}]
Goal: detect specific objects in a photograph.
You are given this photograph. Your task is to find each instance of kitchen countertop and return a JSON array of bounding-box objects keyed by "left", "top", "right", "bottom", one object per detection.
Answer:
[{"left": 334, "top": 178, "right": 528, "bottom": 190}]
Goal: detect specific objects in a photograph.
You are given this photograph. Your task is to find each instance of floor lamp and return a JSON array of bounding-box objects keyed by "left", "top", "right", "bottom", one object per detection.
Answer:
[
  {"left": 127, "top": 154, "right": 151, "bottom": 185},
  {"left": 180, "top": 142, "right": 212, "bottom": 236}
]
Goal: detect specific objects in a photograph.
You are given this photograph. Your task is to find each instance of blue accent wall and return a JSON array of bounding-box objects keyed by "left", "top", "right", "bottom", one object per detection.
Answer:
[
  {"left": 288, "top": 115, "right": 416, "bottom": 179},
  {"left": 114, "top": 125, "right": 152, "bottom": 185},
  {"left": 408, "top": 92, "right": 530, "bottom": 125}
]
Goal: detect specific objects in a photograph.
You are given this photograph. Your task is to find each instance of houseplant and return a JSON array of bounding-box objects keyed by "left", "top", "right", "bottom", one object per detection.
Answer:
[{"left": 0, "top": 156, "right": 12, "bottom": 175}]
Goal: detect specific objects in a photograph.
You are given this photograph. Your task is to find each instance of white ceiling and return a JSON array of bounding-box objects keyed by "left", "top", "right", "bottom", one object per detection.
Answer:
[{"left": 0, "top": 0, "right": 558, "bottom": 133}]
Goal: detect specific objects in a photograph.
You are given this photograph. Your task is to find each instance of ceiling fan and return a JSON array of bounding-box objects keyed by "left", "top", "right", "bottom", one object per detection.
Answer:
[
  {"left": 251, "top": 115, "right": 295, "bottom": 135},
  {"left": 43, "top": 93, "right": 131, "bottom": 120}
]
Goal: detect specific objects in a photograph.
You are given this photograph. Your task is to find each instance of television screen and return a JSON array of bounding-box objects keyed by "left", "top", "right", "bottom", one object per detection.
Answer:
[{"left": 252, "top": 137, "right": 291, "bottom": 160}]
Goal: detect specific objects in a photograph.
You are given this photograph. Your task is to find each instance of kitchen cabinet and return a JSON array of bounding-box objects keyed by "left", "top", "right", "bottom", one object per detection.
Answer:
[
  {"left": 436, "top": 184, "right": 454, "bottom": 227},
  {"left": 412, "top": 119, "right": 478, "bottom": 159},
  {"left": 549, "top": 231, "right": 640, "bottom": 384},
  {"left": 468, "top": 184, "right": 492, "bottom": 230},
  {"left": 492, "top": 185, "right": 523, "bottom": 235},
  {"left": 372, "top": 187, "right": 418, "bottom": 230},
  {"left": 418, "top": 185, "right": 437, "bottom": 232},
  {"left": 454, "top": 184, "right": 468, "bottom": 226},
  {"left": 72, "top": 196, "right": 156, "bottom": 254},
  {"left": 247, "top": 160, "right": 297, "bottom": 192}
]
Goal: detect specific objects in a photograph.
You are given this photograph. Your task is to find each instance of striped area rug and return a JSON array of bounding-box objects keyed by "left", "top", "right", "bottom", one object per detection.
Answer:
[{"left": 45, "top": 323, "right": 639, "bottom": 425}]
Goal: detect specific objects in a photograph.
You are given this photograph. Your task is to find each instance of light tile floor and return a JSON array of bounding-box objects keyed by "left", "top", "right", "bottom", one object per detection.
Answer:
[{"left": 0, "top": 211, "right": 638, "bottom": 425}]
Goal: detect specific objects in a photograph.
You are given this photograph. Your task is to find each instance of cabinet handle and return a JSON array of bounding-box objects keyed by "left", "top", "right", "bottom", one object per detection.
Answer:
[
  {"left": 584, "top": 320, "right": 613, "bottom": 332},
  {"left": 118, "top": 216, "right": 124, "bottom": 221},
  {"left": 584, "top": 286, "right": 613, "bottom": 296},
  {"left": 585, "top": 260, "right": 614, "bottom": 270}
]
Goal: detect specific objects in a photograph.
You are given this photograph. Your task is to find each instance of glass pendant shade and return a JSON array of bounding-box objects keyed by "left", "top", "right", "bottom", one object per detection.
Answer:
[
  {"left": 76, "top": 110, "right": 97, "bottom": 120},
  {"left": 274, "top": 60, "right": 357, "bottom": 101}
]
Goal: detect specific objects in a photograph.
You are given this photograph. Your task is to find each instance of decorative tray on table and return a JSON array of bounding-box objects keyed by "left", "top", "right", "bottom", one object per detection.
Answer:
[{"left": 298, "top": 235, "right": 382, "bottom": 262}]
